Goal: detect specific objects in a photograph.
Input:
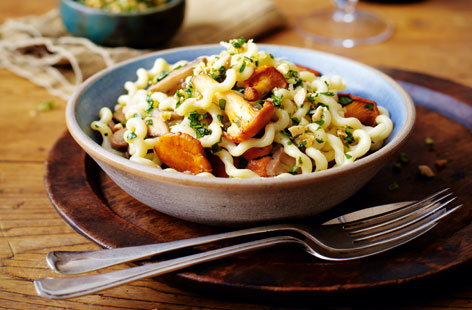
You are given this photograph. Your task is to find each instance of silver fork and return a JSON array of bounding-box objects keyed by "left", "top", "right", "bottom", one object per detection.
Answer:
[
  {"left": 46, "top": 188, "right": 457, "bottom": 274},
  {"left": 34, "top": 189, "right": 461, "bottom": 299}
]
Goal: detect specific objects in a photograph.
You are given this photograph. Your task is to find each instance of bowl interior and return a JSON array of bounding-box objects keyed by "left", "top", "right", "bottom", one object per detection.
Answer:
[{"left": 76, "top": 45, "right": 407, "bottom": 148}]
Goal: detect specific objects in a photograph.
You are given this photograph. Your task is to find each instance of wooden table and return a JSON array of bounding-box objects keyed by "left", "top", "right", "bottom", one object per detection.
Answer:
[{"left": 1, "top": 0, "right": 471, "bottom": 308}]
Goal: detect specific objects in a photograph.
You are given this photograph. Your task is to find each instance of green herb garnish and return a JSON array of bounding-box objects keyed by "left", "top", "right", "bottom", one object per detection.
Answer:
[
  {"left": 145, "top": 119, "right": 153, "bottom": 125},
  {"left": 219, "top": 99, "right": 227, "bottom": 110},
  {"left": 239, "top": 61, "right": 247, "bottom": 73},
  {"left": 230, "top": 37, "right": 247, "bottom": 48},
  {"left": 339, "top": 95, "right": 353, "bottom": 106},
  {"left": 127, "top": 132, "right": 137, "bottom": 140},
  {"left": 345, "top": 153, "right": 352, "bottom": 159},
  {"left": 38, "top": 101, "right": 55, "bottom": 112},
  {"left": 291, "top": 117, "right": 300, "bottom": 125},
  {"left": 364, "top": 103, "right": 374, "bottom": 111},
  {"left": 315, "top": 138, "right": 324, "bottom": 144}
]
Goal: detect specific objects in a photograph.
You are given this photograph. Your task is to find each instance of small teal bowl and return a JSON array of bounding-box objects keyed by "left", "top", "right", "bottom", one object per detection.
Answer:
[
  {"left": 66, "top": 45, "right": 415, "bottom": 226},
  {"left": 60, "top": 0, "right": 185, "bottom": 48}
]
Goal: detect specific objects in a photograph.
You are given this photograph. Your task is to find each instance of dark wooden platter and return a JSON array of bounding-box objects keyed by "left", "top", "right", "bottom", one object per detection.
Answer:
[{"left": 44, "top": 69, "right": 472, "bottom": 298}]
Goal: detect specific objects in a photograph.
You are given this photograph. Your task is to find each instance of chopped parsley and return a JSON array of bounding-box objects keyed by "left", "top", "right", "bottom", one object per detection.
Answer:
[
  {"left": 211, "top": 143, "right": 222, "bottom": 153},
  {"left": 210, "top": 66, "right": 227, "bottom": 82},
  {"left": 38, "top": 101, "right": 55, "bottom": 112},
  {"left": 364, "top": 103, "right": 374, "bottom": 111},
  {"left": 285, "top": 70, "right": 302, "bottom": 87},
  {"left": 270, "top": 94, "right": 283, "bottom": 108},
  {"left": 281, "top": 128, "right": 292, "bottom": 137},
  {"left": 269, "top": 53, "right": 274, "bottom": 59},
  {"left": 127, "top": 132, "right": 137, "bottom": 140},
  {"left": 342, "top": 127, "right": 355, "bottom": 145},
  {"left": 145, "top": 95, "right": 155, "bottom": 114},
  {"left": 230, "top": 37, "right": 247, "bottom": 48},
  {"left": 289, "top": 165, "right": 299, "bottom": 175},
  {"left": 388, "top": 182, "right": 400, "bottom": 191},
  {"left": 291, "top": 117, "right": 300, "bottom": 125},
  {"left": 339, "top": 95, "right": 353, "bottom": 106},
  {"left": 219, "top": 99, "right": 227, "bottom": 110},
  {"left": 298, "top": 141, "right": 307, "bottom": 148},
  {"left": 318, "top": 103, "right": 330, "bottom": 110},
  {"left": 156, "top": 71, "right": 169, "bottom": 82},
  {"left": 145, "top": 119, "right": 153, "bottom": 125},
  {"left": 239, "top": 61, "right": 247, "bottom": 73},
  {"left": 307, "top": 94, "right": 316, "bottom": 104},
  {"left": 217, "top": 114, "right": 224, "bottom": 123},
  {"left": 315, "top": 138, "right": 324, "bottom": 144},
  {"left": 399, "top": 152, "right": 409, "bottom": 164},
  {"left": 319, "top": 91, "right": 335, "bottom": 96},
  {"left": 298, "top": 157, "right": 303, "bottom": 164},
  {"left": 188, "top": 111, "right": 212, "bottom": 138},
  {"left": 232, "top": 85, "right": 245, "bottom": 93},
  {"left": 345, "top": 153, "right": 352, "bottom": 159},
  {"left": 314, "top": 120, "right": 325, "bottom": 126},
  {"left": 287, "top": 141, "right": 293, "bottom": 145}
]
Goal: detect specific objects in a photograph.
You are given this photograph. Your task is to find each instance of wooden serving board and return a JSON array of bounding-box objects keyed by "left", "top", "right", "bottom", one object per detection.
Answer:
[{"left": 44, "top": 69, "right": 472, "bottom": 298}]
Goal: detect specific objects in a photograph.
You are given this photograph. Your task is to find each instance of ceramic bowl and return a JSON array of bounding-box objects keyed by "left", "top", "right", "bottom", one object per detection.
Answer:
[
  {"left": 66, "top": 44, "right": 415, "bottom": 226},
  {"left": 59, "top": 0, "right": 185, "bottom": 48}
]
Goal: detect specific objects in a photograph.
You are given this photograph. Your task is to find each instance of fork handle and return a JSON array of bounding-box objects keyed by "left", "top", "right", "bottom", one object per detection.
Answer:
[
  {"left": 35, "top": 236, "right": 299, "bottom": 299},
  {"left": 47, "top": 223, "right": 295, "bottom": 274}
]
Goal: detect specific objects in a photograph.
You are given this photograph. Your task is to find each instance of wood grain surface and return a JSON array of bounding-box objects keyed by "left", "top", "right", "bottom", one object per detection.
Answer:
[{"left": 1, "top": 0, "right": 471, "bottom": 309}]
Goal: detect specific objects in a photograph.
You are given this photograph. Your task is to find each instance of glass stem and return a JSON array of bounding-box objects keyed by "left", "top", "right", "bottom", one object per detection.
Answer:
[{"left": 333, "top": 0, "right": 358, "bottom": 22}]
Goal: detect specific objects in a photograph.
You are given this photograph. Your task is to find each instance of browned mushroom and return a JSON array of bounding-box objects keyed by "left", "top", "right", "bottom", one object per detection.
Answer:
[
  {"left": 266, "top": 145, "right": 296, "bottom": 177},
  {"left": 192, "top": 74, "right": 275, "bottom": 143},
  {"left": 242, "top": 145, "right": 273, "bottom": 161},
  {"left": 154, "top": 132, "right": 212, "bottom": 174},
  {"left": 146, "top": 116, "right": 169, "bottom": 137},
  {"left": 149, "top": 57, "right": 206, "bottom": 95},
  {"left": 243, "top": 66, "right": 287, "bottom": 101},
  {"left": 110, "top": 128, "right": 128, "bottom": 152},
  {"left": 113, "top": 107, "right": 126, "bottom": 124},
  {"left": 339, "top": 93, "right": 380, "bottom": 127}
]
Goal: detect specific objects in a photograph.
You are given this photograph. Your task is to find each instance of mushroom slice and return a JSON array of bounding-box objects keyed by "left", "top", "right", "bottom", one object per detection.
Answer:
[
  {"left": 243, "top": 65, "right": 287, "bottom": 101},
  {"left": 266, "top": 145, "right": 296, "bottom": 177},
  {"left": 113, "top": 107, "right": 126, "bottom": 124},
  {"left": 149, "top": 57, "right": 206, "bottom": 95},
  {"left": 154, "top": 132, "right": 212, "bottom": 174},
  {"left": 246, "top": 156, "right": 271, "bottom": 177},
  {"left": 296, "top": 64, "right": 321, "bottom": 76},
  {"left": 339, "top": 93, "right": 380, "bottom": 126},
  {"left": 242, "top": 145, "right": 273, "bottom": 161},
  {"left": 146, "top": 116, "right": 169, "bottom": 137},
  {"left": 192, "top": 74, "right": 276, "bottom": 143},
  {"left": 110, "top": 128, "right": 128, "bottom": 152}
]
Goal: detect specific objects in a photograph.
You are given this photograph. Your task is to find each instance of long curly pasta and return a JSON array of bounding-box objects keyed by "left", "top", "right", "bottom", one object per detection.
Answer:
[{"left": 91, "top": 39, "right": 393, "bottom": 178}]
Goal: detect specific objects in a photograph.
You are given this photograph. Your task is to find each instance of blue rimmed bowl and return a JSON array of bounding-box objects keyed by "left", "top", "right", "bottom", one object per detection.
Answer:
[
  {"left": 60, "top": 0, "right": 185, "bottom": 48},
  {"left": 66, "top": 44, "right": 415, "bottom": 226}
]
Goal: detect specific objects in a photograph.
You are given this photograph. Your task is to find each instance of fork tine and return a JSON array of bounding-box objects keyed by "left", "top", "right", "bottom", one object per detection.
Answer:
[
  {"left": 334, "top": 222, "right": 439, "bottom": 261},
  {"left": 343, "top": 188, "right": 451, "bottom": 231},
  {"left": 348, "top": 196, "right": 456, "bottom": 236},
  {"left": 352, "top": 204, "right": 462, "bottom": 245}
]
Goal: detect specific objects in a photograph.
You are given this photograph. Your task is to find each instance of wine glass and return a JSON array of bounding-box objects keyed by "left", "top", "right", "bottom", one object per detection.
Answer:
[{"left": 296, "top": 0, "right": 393, "bottom": 48}]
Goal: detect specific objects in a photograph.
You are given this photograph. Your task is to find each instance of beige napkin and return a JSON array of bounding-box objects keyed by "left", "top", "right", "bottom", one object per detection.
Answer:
[{"left": 0, "top": 0, "right": 285, "bottom": 100}]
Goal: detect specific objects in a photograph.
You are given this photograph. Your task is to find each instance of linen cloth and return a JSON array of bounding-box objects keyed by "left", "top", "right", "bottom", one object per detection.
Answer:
[{"left": 0, "top": 0, "right": 285, "bottom": 100}]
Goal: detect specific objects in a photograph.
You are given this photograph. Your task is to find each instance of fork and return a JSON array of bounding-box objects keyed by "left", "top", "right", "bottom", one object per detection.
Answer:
[
  {"left": 34, "top": 189, "right": 461, "bottom": 299},
  {"left": 47, "top": 188, "right": 457, "bottom": 274}
]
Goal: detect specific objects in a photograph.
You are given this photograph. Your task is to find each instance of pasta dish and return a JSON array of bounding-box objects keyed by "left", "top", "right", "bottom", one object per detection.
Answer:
[{"left": 91, "top": 39, "right": 393, "bottom": 178}]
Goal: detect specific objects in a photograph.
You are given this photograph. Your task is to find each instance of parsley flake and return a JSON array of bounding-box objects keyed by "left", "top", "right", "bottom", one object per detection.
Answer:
[{"left": 339, "top": 95, "right": 353, "bottom": 106}]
